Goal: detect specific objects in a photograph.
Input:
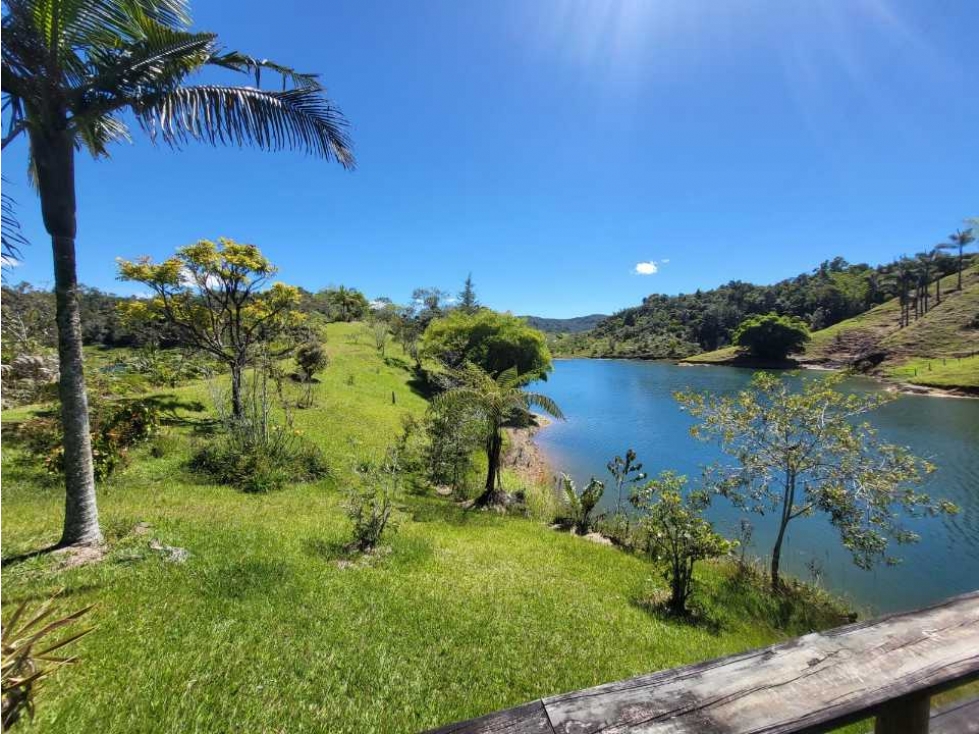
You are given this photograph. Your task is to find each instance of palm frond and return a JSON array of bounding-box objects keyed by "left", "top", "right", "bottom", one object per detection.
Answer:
[
  {"left": 207, "top": 51, "right": 321, "bottom": 90},
  {"left": 75, "top": 113, "right": 131, "bottom": 157},
  {"left": 135, "top": 84, "right": 354, "bottom": 166},
  {"left": 524, "top": 392, "right": 564, "bottom": 420},
  {"left": 495, "top": 365, "right": 520, "bottom": 389},
  {"left": 1, "top": 180, "right": 29, "bottom": 278}
]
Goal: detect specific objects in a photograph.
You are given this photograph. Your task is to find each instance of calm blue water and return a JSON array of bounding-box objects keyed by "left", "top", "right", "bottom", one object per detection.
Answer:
[{"left": 534, "top": 359, "right": 979, "bottom": 613}]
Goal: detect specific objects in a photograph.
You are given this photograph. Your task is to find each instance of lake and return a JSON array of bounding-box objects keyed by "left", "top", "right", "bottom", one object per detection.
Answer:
[{"left": 533, "top": 358, "right": 979, "bottom": 613}]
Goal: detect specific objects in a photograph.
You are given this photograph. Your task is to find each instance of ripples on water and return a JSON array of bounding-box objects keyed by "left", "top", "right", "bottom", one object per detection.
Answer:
[{"left": 534, "top": 359, "right": 979, "bottom": 613}]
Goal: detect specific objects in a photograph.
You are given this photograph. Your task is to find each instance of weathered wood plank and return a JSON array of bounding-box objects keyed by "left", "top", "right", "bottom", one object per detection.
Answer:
[
  {"left": 423, "top": 700, "right": 554, "bottom": 734},
  {"left": 424, "top": 591, "right": 979, "bottom": 734},
  {"left": 542, "top": 590, "right": 979, "bottom": 733},
  {"left": 930, "top": 695, "right": 979, "bottom": 734}
]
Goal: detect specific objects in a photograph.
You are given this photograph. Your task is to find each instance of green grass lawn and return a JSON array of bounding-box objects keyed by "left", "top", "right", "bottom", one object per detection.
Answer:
[
  {"left": 2, "top": 323, "right": 850, "bottom": 733},
  {"left": 885, "top": 354, "right": 979, "bottom": 389}
]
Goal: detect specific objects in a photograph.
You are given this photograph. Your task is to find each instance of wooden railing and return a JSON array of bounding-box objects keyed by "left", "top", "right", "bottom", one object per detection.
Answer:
[{"left": 425, "top": 590, "right": 979, "bottom": 734}]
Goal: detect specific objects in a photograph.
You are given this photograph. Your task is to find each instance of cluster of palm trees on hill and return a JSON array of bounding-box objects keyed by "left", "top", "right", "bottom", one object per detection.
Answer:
[
  {"left": 2, "top": 0, "right": 354, "bottom": 548},
  {"left": 886, "top": 222, "right": 977, "bottom": 329}
]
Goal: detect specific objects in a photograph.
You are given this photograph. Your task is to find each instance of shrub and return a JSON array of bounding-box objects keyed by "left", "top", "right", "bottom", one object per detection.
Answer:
[
  {"left": 424, "top": 395, "right": 483, "bottom": 496},
  {"left": 631, "top": 471, "right": 731, "bottom": 616},
  {"left": 18, "top": 397, "right": 162, "bottom": 481},
  {"left": 193, "top": 354, "right": 328, "bottom": 492},
  {"left": 294, "top": 341, "right": 329, "bottom": 408},
  {"left": 732, "top": 313, "right": 810, "bottom": 360},
  {"left": 344, "top": 452, "right": 402, "bottom": 552},
  {"left": 559, "top": 474, "right": 605, "bottom": 534},
  {"left": 1, "top": 597, "right": 94, "bottom": 729},
  {"left": 592, "top": 512, "right": 634, "bottom": 548},
  {"left": 191, "top": 431, "right": 327, "bottom": 493},
  {"left": 118, "top": 349, "right": 211, "bottom": 388}
]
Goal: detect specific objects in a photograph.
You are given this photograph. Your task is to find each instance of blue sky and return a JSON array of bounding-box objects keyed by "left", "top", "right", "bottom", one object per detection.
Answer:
[{"left": 4, "top": 0, "right": 978, "bottom": 317}]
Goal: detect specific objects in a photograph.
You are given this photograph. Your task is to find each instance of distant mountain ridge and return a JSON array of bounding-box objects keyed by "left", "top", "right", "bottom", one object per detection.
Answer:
[{"left": 522, "top": 314, "right": 608, "bottom": 334}]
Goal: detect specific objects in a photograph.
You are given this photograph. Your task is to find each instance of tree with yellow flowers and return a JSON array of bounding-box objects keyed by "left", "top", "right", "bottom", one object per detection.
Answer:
[{"left": 118, "top": 238, "right": 304, "bottom": 419}]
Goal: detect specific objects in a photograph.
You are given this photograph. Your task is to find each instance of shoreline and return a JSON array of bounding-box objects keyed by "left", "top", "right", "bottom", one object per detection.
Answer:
[
  {"left": 553, "top": 352, "right": 976, "bottom": 399},
  {"left": 503, "top": 414, "right": 557, "bottom": 489}
]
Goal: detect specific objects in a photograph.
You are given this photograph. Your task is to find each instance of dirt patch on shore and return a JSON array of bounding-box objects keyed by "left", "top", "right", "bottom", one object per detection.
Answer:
[{"left": 503, "top": 414, "right": 555, "bottom": 487}]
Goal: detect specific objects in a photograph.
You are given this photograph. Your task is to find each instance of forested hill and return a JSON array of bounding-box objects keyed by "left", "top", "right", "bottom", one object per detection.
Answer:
[
  {"left": 550, "top": 254, "right": 975, "bottom": 360},
  {"left": 522, "top": 314, "right": 608, "bottom": 334}
]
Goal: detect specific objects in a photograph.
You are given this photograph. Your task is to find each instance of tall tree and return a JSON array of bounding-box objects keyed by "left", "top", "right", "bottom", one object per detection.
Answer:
[
  {"left": 2, "top": 0, "right": 353, "bottom": 546},
  {"left": 435, "top": 364, "right": 563, "bottom": 508},
  {"left": 941, "top": 228, "right": 976, "bottom": 291},
  {"left": 676, "top": 372, "right": 955, "bottom": 591},
  {"left": 458, "top": 273, "right": 479, "bottom": 313},
  {"left": 118, "top": 239, "right": 305, "bottom": 418}
]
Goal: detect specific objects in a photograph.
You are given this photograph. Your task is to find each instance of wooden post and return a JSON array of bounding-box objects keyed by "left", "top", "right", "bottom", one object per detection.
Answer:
[{"left": 875, "top": 692, "right": 931, "bottom": 734}]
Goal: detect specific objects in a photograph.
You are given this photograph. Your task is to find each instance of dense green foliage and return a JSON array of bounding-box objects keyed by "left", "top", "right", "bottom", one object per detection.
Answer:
[
  {"left": 421, "top": 310, "right": 553, "bottom": 381},
  {"left": 299, "top": 286, "right": 371, "bottom": 322},
  {"left": 732, "top": 313, "right": 810, "bottom": 360},
  {"left": 18, "top": 397, "right": 163, "bottom": 481}
]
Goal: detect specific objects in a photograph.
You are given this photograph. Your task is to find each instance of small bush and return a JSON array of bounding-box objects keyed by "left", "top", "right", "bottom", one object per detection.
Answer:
[
  {"left": 191, "top": 432, "right": 328, "bottom": 493},
  {"left": 118, "top": 349, "right": 211, "bottom": 388},
  {"left": 558, "top": 474, "right": 605, "bottom": 534},
  {"left": 344, "top": 452, "right": 402, "bottom": 553},
  {"left": 632, "top": 471, "right": 731, "bottom": 616},
  {"left": 18, "top": 397, "right": 162, "bottom": 481},
  {"left": 593, "top": 512, "right": 634, "bottom": 548}
]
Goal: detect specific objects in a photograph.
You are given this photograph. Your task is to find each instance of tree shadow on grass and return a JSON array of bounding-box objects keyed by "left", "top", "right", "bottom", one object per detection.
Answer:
[
  {"left": 1, "top": 544, "right": 62, "bottom": 569},
  {"left": 629, "top": 591, "right": 724, "bottom": 636},
  {"left": 404, "top": 495, "right": 491, "bottom": 527},
  {"left": 1, "top": 583, "right": 104, "bottom": 605}
]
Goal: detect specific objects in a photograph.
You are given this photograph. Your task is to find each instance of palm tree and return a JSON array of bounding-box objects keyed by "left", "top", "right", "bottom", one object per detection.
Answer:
[
  {"left": 435, "top": 364, "right": 564, "bottom": 508},
  {"left": 914, "top": 252, "right": 932, "bottom": 316},
  {"left": 884, "top": 258, "right": 915, "bottom": 328},
  {"left": 941, "top": 228, "right": 976, "bottom": 291},
  {"left": 2, "top": 0, "right": 354, "bottom": 547}
]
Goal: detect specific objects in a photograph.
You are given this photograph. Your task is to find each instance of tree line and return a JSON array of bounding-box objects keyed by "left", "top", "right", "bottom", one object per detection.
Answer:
[{"left": 553, "top": 233, "right": 978, "bottom": 359}]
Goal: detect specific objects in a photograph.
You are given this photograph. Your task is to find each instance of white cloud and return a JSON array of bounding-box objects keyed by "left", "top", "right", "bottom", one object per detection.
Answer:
[
  {"left": 661, "top": 258, "right": 670, "bottom": 264},
  {"left": 1, "top": 255, "right": 21, "bottom": 268},
  {"left": 634, "top": 261, "right": 658, "bottom": 275}
]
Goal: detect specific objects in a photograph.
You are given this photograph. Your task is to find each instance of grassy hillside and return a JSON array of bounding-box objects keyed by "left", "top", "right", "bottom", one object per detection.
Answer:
[
  {"left": 686, "top": 266, "right": 979, "bottom": 390},
  {"left": 0, "top": 323, "right": 854, "bottom": 733}
]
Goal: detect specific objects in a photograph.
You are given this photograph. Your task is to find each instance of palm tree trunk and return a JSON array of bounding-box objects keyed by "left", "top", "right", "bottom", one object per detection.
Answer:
[
  {"left": 958, "top": 247, "right": 964, "bottom": 291},
  {"left": 477, "top": 428, "right": 506, "bottom": 507},
  {"left": 32, "top": 128, "right": 102, "bottom": 547}
]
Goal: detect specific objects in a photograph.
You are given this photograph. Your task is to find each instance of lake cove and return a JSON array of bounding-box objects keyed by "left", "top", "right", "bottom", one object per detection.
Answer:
[{"left": 534, "top": 358, "right": 979, "bottom": 614}]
